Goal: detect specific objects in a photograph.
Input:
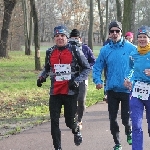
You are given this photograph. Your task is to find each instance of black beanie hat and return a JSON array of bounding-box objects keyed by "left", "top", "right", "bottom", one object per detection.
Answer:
[
  {"left": 70, "top": 29, "right": 80, "bottom": 38},
  {"left": 109, "top": 21, "right": 122, "bottom": 31}
]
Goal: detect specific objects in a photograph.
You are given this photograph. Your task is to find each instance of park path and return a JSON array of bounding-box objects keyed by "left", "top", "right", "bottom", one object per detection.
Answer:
[{"left": 0, "top": 102, "right": 150, "bottom": 150}]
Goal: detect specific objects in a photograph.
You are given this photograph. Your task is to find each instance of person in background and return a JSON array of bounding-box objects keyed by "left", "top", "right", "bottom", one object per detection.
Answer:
[
  {"left": 37, "top": 25, "right": 91, "bottom": 150},
  {"left": 92, "top": 20, "right": 137, "bottom": 150},
  {"left": 69, "top": 29, "right": 96, "bottom": 130},
  {"left": 125, "top": 32, "right": 134, "bottom": 43},
  {"left": 103, "top": 33, "right": 111, "bottom": 46},
  {"left": 124, "top": 25, "right": 150, "bottom": 150}
]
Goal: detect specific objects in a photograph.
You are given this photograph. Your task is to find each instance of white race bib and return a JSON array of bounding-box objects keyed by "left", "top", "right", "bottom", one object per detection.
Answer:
[
  {"left": 132, "top": 81, "right": 150, "bottom": 100},
  {"left": 54, "top": 64, "right": 71, "bottom": 81}
]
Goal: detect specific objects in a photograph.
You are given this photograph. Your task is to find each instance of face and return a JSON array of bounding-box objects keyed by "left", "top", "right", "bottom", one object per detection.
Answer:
[
  {"left": 54, "top": 34, "right": 68, "bottom": 47},
  {"left": 70, "top": 36, "right": 82, "bottom": 42},
  {"left": 109, "top": 27, "right": 122, "bottom": 43},
  {"left": 137, "top": 34, "right": 150, "bottom": 47},
  {"left": 125, "top": 36, "right": 133, "bottom": 43}
]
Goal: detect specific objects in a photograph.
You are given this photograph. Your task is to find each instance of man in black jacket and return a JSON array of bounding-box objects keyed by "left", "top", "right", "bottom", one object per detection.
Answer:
[{"left": 37, "top": 25, "right": 91, "bottom": 150}]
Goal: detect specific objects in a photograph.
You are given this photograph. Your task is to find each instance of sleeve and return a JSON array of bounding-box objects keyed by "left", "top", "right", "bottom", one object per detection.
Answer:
[
  {"left": 92, "top": 48, "right": 105, "bottom": 85},
  {"left": 38, "top": 48, "right": 52, "bottom": 79},
  {"left": 125, "top": 52, "right": 135, "bottom": 81},
  {"left": 86, "top": 45, "right": 96, "bottom": 67},
  {"left": 72, "top": 45, "right": 91, "bottom": 82}
]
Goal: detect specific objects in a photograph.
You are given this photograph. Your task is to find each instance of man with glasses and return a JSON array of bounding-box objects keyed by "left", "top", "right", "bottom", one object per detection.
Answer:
[
  {"left": 93, "top": 21, "right": 137, "bottom": 150},
  {"left": 69, "top": 29, "right": 96, "bottom": 130}
]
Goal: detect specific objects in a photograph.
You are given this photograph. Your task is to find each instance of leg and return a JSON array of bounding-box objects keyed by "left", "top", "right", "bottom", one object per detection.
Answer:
[
  {"left": 77, "top": 80, "right": 87, "bottom": 122},
  {"left": 49, "top": 95, "right": 62, "bottom": 149},
  {"left": 107, "top": 90, "right": 120, "bottom": 144},
  {"left": 130, "top": 96, "right": 144, "bottom": 150},
  {"left": 64, "top": 94, "right": 78, "bottom": 132},
  {"left": 64, "top": 94, "right": 82, "bottom": 146},
  {"left": 120, "top": 92, "right": 131, "bottom": 134},
  {"left": 144, "top": 98, "right": 150, "bottom": 137}
]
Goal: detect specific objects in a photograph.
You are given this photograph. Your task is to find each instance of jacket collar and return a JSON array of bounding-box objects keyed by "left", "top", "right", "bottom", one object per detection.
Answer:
[{"left": 109, "top": 37, "right": 125, "bottom": 48}]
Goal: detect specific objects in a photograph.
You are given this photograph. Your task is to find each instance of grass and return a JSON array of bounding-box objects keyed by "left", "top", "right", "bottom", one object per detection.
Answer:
[{"left": 0, "top": 46, "right": 103, "bottom": 139}]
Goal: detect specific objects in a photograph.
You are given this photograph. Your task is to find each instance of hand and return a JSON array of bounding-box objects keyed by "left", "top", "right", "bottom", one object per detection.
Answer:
[
  {"left": 96, "top": 84, "right": 103, "bottom": 90},
  {"left": 37, "top": 77, "right": 46, "bottom": 87},
  {"left": 144, "top": 69, "right": 150, "bottom": 76},
  {"left": 69, "top": 79, "right": 79, "bottom": 91},
  {"left": 124, "top": 79, "right": 132, "bottom": 90}
]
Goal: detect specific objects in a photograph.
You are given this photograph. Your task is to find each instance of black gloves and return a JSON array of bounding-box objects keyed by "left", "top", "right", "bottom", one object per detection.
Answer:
[
  {"left": 69, "top": 79, "right": 79, "bottom": 91},
  {"left": 37, "top": 77, "right": 46, "bottom": 87}
]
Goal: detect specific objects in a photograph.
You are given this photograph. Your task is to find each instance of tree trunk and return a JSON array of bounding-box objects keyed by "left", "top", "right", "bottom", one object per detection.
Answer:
[
  {"left": 116, "top": 0, "right": 122, "bottom": 22},
  {"left": 88, "top": 0, "right": 93, "bottom": 51},
  {"left": 122, "top": 0, "right": 135, "bottom": 35},
  {"left": 130, "top": 0, "right": 137, "bottom": 32},
  {"left": 104, "top": 0, "right": 109, "bottom": 40},
  {"left": 0, "top": 0, "right": 16, "bottom": 58},
  {"left": 30, "top": 0, "right": 41, "bottom": 70},
  {"left": 22, "top": 0, "right": 31, "bottom": 55},
  {"left": 97, "top": 0, "right": 105, "bottom": 43}
]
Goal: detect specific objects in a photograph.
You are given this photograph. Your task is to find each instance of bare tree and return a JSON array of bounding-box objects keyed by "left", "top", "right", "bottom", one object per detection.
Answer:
[
  {"left": 30, "top": 0, "right": 41, "bottom": 70},
  {"left": 104, "top": 0, "right": 109, "bottom": 40},
  {"left": 97, "top": 0, "right": 105, "bottom": 44},
  {"left": 122, "top": 0, "right": 136, "bottom": 35},
  {"left": 0, "top": 0, "right": 17, "bottom": 58},
  {"left": 116, "top": 0, "right": 122, "bottom": 22},
  {"left": 22, "top": 0, "right": 31, "bottom": 55},
  {"left": 88, "top": 0, "right": 93, "bottom": 50},
  {"left": 130, "top": 0, "right": 137, "bottom": 33}
]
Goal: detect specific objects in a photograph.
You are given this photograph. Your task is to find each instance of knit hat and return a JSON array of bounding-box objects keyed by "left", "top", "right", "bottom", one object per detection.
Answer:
[
  {"left": 137, "top": 26, "right": 150, "bottom": 38},
  {"left": 54, "top": 25, "right": 69, "bottom": 38},
  {"left": 109, "top": 21, "right": 122, "bottom": 31},
  {"left": 125, "top": 32, "right": 134, "bottom": 38},
  {"left": 70, "top": 29, "right": 80, "bottom": 38}
]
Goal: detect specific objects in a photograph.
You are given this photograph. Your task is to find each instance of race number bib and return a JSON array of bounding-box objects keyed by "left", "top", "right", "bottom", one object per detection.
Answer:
[
  {"left": 54, "top": 64, "right": 71, "bottom": 81},
  {"left": 132, "top": 81, "right": 150, "bottom": 100}
]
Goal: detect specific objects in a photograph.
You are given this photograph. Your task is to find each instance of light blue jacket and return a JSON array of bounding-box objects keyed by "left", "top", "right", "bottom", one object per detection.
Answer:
[
  {"left": 93, "top": 37, "right": 137, "bottom": 93},
  {"left": 127, "top": 50, "right": 150, "bottom": 83}
]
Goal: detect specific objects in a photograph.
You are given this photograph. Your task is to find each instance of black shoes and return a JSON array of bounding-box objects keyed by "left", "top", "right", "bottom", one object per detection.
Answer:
[
  {"left": 55, "top": 148, "right": 62, "bottom": 150},
  {"left": 74, "top": 131, "right": 83, "bottom": 146}
]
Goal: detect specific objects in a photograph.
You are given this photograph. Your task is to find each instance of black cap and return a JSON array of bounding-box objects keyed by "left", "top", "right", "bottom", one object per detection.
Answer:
[
  {"left": 70, "top": 29, "right": 80, "bottom": 38},
  {"left": 109, "top": 21, "right": 122, "bottom": 31}
]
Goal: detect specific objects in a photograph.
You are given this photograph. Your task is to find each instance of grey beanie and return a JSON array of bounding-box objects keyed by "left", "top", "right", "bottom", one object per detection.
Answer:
[{"left": 109, "top": 21, "right": 122, "bottom": 31}]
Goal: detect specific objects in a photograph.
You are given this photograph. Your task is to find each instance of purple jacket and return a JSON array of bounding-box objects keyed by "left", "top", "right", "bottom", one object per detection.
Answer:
[{"left": 82, "top": 44, "right": 95, "bottom": 67}]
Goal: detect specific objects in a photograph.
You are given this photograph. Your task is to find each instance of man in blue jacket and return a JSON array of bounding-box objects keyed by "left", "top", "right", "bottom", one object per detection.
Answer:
[
  {"left": 93, "top": 21, "right": 137, "bottom": 150},
  {"left": 69, "top": 29, "right": 96, "bottom": 130}
]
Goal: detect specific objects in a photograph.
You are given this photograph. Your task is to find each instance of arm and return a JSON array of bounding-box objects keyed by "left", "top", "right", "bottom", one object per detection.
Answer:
[
  {"left": 72, "top": 45, "right": 91, "bottom": 82},
  {"left": 92, "top": 48, "right": 105, "bottom": 86},
  {"left": 124, "top": 54, "right": 134, "bottom": 90},
  {"left": 37, "top": 48, "right": 52, "bottom": 87},
  {"left": 86, "top": 45, "right": 96, "bottom": 67}
]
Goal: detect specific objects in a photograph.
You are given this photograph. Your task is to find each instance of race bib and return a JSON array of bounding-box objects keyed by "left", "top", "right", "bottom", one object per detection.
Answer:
[
  {"left": 54, "top": 64, "right": 71, "bottom": 81},
  {"left": 132, "top": 81, "right": 150, "bottom": 100}
]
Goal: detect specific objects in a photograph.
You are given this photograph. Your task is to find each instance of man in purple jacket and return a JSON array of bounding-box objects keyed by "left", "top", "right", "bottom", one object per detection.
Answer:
[{"left": 69, "top": 29, "right": 96, "bottom": 130}]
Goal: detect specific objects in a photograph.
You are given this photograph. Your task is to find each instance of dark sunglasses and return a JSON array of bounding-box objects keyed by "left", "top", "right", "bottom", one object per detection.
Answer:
[{"left": 110, "top": 30, "right": 120, "bottom": 33}]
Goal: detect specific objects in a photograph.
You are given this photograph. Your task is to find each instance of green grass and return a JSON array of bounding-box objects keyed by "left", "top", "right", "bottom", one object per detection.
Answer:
[{"left": 0, "top": 46, "right": 103, "bottom": 138}]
